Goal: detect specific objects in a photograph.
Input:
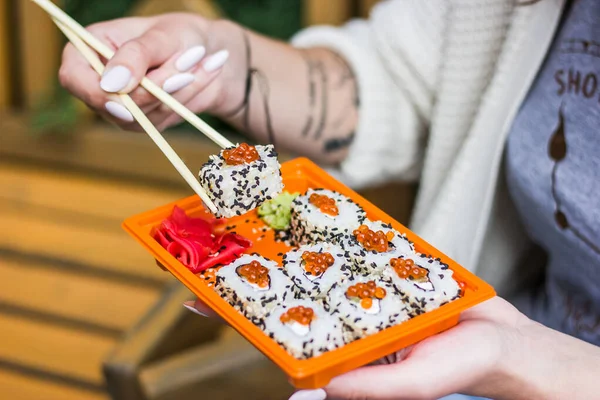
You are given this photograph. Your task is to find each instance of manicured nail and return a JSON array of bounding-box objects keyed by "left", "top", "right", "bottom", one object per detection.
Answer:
[
  {"left": 288, "top": 389, "right": 327, "bottom": 400},
  {"left": 105, "top": 101, "right": 134, "bottom": 122},
  {"left": 175, "top": 45, "right": 206, "bottom": 72},
  {"left": 183, "top": 303, "right": 208, "bottom": 317},
  {"left": 100, "top": 66, "right": 132, "bottom": 92},
  {"left": 203, "top": 50, "right": 229, "bottom": 73},
  {"left": 163, "top": 73, "right": 195, "bottom": 94}
]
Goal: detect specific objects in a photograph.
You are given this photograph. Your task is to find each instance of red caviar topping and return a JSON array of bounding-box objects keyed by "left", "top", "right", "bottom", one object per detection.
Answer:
[
  {"left": 237, "top": 260, "right": 270, "bottom": 288},
  {"left": 301, "top": 251, "right": 335, "bottom": 276},
  {"left": 309, "top": 193, "right": 339, "bottom": 216},
  {"left": 346, "top": 281, "right": 386, "bottom": 309},
  {"left": 361, "top": 298, "right": 373, "bottom": 309},
  {"left": 353, "top": 225, "right": 394, "bottom": 252},
  {"left": 280, "top": 306, "right": 315, "bottom": 325},
  {"left": 390, "top": 258, "right": 428, "bottom": 280},
  {"left": 223, "top": 143, "right": 260, "bottom": 165}
]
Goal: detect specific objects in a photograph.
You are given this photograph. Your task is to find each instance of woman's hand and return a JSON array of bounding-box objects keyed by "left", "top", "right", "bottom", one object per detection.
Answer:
[
  {"left": 185, "top": 296, "right": 600, "bottom": 400},
  {"left": 59, "top": 13, "right": 246, "bottom": 130},
  {"left": 290, "top": 296, "right": 526, "bottom": 400},
  {"left": 58, "top": 14, "right": 358, "bottom": 164},
  {"left": 187, "top": 297, "right": 526, "bottom": 399}
]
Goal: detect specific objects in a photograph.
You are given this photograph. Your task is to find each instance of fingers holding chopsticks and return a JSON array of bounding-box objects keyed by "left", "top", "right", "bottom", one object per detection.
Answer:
[
  {"left": 59, "top": 21, "right": 139, "bottom": 124},
  {"left": 58, "top": 13, "right": 233, "bottom": 131},
  {"left": 137, "top": 66, "right": 226, "bottom": 129},
  {"left": 59, "top": 37, "right": 135, "bottom": 125},
  {"left": 134, "top": 46, "right": 226, "bottom": 112}
]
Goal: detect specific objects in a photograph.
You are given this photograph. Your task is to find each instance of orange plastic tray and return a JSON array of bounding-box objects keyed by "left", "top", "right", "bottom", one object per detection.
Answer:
[{"left": 123, "top": 157, "right": 495, "bottom": 389}]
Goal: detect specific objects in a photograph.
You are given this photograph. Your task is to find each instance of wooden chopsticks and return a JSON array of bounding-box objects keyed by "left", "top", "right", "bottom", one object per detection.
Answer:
[
  {"left": 30, "top": 0, "right": 239, "bottom": 214},
  {"left": 32, "top": 0, "right": 234, "bottom": 149}
]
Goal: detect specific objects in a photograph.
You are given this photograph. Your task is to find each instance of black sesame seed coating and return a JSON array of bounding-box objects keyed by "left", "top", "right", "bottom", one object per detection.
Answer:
[{"left": 199, "top": 144, "right": 283, "bottom": 217}]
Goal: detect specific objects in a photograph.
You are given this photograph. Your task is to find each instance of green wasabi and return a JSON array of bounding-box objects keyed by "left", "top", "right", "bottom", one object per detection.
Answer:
[{"left": 258, "top": 191, "right": 300, "bottom": 230}]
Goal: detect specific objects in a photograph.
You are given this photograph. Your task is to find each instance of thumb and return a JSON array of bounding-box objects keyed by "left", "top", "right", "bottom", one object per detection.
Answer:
[
  {"left": 290, "top": 357, "right": 456, "bottom": 400},
  {"left": 324, "top": 363, "right": 415, "bottom": 400},
  {"left": 288, "top": 364, "right": 406, "bottom": 400},
  {"left": 100, "top": 28, "right": 177, "bottom": 93}
]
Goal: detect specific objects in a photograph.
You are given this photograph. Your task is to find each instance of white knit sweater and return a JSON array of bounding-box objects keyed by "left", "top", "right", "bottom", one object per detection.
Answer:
[{"left": 293, "top": 0, "right": 566, "bottom": 293}]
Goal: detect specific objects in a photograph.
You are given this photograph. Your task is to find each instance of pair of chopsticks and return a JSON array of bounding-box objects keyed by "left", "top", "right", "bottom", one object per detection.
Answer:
[{"left": 31, "top": 0, "right": 235, "bottom": 215}]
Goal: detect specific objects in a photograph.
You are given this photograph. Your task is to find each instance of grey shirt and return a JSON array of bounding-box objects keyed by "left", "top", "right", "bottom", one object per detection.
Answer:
[{"left": 505, "top": 0, "right": 600, "bottom": 344}]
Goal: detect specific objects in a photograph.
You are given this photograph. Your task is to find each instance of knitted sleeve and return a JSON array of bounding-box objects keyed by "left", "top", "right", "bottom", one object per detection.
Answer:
[{"left": 291, "top": 1, "right": 447, "bottom": 188}]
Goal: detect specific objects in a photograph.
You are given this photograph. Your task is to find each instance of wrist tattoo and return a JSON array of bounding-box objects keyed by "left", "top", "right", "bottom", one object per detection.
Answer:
[
  {"left": 323, "top": 132, "right": 356, "bottom": 153},
  {"left": 313, "top": 60, "right": 329, "bottom": 141},
  {"left": 300, "top": 52, "right": 316, "bottom": 138},
  {"left": 224, "top": 29, "right": 252, "bottom": 119},
  {"left": 226, "top": 28, "right": 277, "bottom": 146},
  {"left": 301, "top": 50, "right": 359, "bottom": 154},
  {"left": 299, "top": 51, "right": 329, "bottom": 141},
  {"left": 254, "top": 69, "right": 276, "bottom": 146}
]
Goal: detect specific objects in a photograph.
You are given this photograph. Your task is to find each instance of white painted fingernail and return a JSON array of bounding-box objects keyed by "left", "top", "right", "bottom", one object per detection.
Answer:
[
  {"left": 203, "top": 50, "right": 229, "bottom": 73},
  {"left": 176, "top": 45, "right": 206, "bottom": 72},
  {"left": 163, "top": 73, "right": 195, "bottom": 94},
  {"left": 100, "top": 66, "right": 132, "bottom": 92},
  {"left": 183, "top": 303, "right": 208, "bottom": 317},
  {"left": 105, "top": 101, "right": 134, "bottom": 122},
  {"left": 288, "top": 389, "right": 326, "bottom": 400}
]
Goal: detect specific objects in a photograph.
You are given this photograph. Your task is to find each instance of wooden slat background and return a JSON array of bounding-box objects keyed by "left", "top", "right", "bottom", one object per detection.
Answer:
[
  {"left": 0, "top": 313, "right": 115, "bottom": 384},
  {"left": 304, "top": 0, "right": 352, "bottom": 26},
  {"left": 0, "top": 259, "right": 160, "bottom": 331},
  {"left": 15, "top": 0, "right": 62, "bottom": 108},
  {"left": 0, "top": 0, "right": 10, "bottom": 109},
  {"left": 0, "top": 369, "right": 108, "bottom": 400}
]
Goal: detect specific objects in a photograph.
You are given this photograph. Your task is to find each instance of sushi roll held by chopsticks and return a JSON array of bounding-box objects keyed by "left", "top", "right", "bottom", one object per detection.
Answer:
[{"left": 199, "top": 143, "right": 284, "bottom": 218}]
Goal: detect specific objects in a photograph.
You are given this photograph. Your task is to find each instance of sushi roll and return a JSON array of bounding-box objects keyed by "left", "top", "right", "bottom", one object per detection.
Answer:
[
  {"left": 264, "top": 299, "right": 345, "bottom": 359},
  {"left": 282, "top": 242, "right": 353, "bottom": 299},
  {"left": 214, "top": 254, "right": 294, "bottom": 324},
  {"left": 343, "top": 220, "right": 415, "bottom": 276},
  {"left": 289, "top": 188, "right": 366, "bottom": 245},
  {"left": 199, "top": 143, "right": 283, "bottom": 218},
  {"left": 325, "top": 276, "right": 410, "bottom": 341},
  {"left": 382, "top": 254, "right": 460, "bottom": 316}
]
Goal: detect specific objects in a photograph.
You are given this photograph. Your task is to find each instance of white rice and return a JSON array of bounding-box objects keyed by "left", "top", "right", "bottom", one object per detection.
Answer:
[
  {"left": 263, "top": 299, "right": 345, "bottom": 359},
  {"left": 199, "top": 144, "right": 283, "bottom": 218},
  {"left": 324, "top": 275, "right": 410, "bottom": 341},
  {"left": 289, "top": 188, "right": 366, "bottom": 246},
  {"left": 214, "top": 254, "right": 294, "bottom": 324},
  {"left": 282, "top": 242, "right": 353, "bottom": 299},
  {"left": 382, "top": 253, "right": 460, "bottom": 316}
]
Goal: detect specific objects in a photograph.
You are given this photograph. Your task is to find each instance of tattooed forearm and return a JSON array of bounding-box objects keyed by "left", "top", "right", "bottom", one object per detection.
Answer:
[
  {"left": 226, "top": 28, "right": 277, "bottom": 145},
  {"left": 313, "top": 61, "right": 329, "bottom": 141},
  {"left": 329, "top": 50, "right": 359, "bottom": 132},
  {"left": 330, "top": 51, "right": 356, "bottom": 91},
  {"left": 300, "top": 52, "right": 316, "bottom": 138},
  {"left": 300, "top": 49, "right": 358, "bottom": 157},
  {"left": 324, "top": 132, "right": 356, "bottom": 153},
  {"left": 224, "top": 30, "right": 252, "bottom": 119},
  {"left": 254, "top": 69, "right": 276, "bottom": 145},
  {"left": 220, "top": 27, "right": 359, "bottom": 164}
]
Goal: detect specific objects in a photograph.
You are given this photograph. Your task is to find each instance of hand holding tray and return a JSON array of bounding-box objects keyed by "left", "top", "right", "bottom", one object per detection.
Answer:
[{"left": 123, "top": 158, "right": 496, "bottom": 389}]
